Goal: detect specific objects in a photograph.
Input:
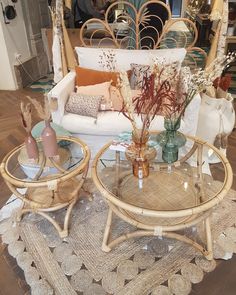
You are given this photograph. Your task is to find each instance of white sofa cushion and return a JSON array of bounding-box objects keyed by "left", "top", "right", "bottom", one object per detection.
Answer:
[
  {"left": 75, "top": 47, "right": 187, "bottom": 71},
  {"left": 61, "top": 111, "right": 187, "bottom": 136}
]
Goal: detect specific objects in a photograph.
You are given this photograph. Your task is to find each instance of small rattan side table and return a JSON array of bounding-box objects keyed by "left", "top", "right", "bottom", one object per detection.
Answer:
[
  {"left": 0, "top": 136, "right": 90, "bottom": 238},
  {"left": 92, "top": 134, "right": 232, "bottom": 260}
]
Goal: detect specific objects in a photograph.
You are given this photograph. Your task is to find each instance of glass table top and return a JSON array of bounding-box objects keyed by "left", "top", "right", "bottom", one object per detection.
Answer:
[
  {"left": 95, "top": 136, "right": 229, "bottom": 212},
  {"left": 2, "top": 137, "right": 88, "bottom": 183}
]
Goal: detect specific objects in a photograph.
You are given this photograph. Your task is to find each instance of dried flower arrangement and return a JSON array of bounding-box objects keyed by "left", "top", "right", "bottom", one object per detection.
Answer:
[
  {"left": 98, "top": 47, "right": 235, "bottom": 141},
  {"left": 20, "top": 102, "right": 32, "bottom": 134},
  {"left": 118, "top": 63, "right": 180, "bottom": 172},
  {"left": 26, "top": 95, "right": 51, "bottom": 121},
  {"left": 26, "top": 95, "right": 58, "bottom": 158},
  {"left": 120, "top": 53, "right": 235, "bottom": 135},
  {"left": 118, "top": 63, "right": 179, "bottom": 138},
  {"left": 117, "top": 52, "right": 235, "bottom": 166},
  {"left": 204, "top": 74, "right": 233, "bottom": 99},
  {"left": 169, "top": 54, "right": 235, "bottom": 119},
  {"left": 20, "top": 101, "right": 39, "bottom": 161},
  {"left": 213, "top": 74, "right": 232, "bottom": 92}
]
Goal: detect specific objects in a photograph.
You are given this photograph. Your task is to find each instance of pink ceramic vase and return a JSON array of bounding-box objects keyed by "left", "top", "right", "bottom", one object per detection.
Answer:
[
  {"left": 25, "top": 132, "right": 39, "bottom": 160},
  {"left": 41, "top": 120, "right": 58, "bottom": 157}
]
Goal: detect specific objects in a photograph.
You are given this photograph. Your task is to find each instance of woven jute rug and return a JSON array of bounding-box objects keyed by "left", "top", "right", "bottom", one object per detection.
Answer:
[{"left": 1, "top": 179, "right": 236, "bottom": 295}]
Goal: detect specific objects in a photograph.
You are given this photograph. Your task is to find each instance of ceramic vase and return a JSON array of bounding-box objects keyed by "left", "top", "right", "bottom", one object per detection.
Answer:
[
  {"left": 41, "top": 120, "right": 58, "bottom": 158},
  {"left": 126, "top": 129, "right": 156, "bottom": 178},
  {"left": 25, "top": 132, "right": 39, "bottom": 161},
  {"left": 156, "top": 118, "right": 186, "bottom": 164},
  {"left": 196, "top": 93, "right": 235, "bottom": 163}
]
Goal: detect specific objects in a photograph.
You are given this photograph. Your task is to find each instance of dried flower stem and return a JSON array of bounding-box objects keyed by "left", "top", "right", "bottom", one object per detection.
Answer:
[
  {"left": 119, "top": 71, "right": 138, "bottom": 132},
  {"left": 20, "top": 102, "right": 32, "bottom": 133},
  {"left": 27, "top": 95, "right": 51, "bottom": 121}
]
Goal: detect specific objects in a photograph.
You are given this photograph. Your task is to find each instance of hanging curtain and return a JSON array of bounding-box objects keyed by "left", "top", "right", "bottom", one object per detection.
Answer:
[
  {"left": 62, "top": 19, "right": 77, "bottom": 70},
  {"left": 206, "top": 0, "right": 227, "bottom": 66},
  {"left": 51, "top": 2, "right": 64, "bottom": 83},
  {"left": 64, "top": 0, "right": 72, "bottom": 10},
  {"left": 215, "top": 0, "right": 228, "bottom": 57},
  {"left": 51, "top": 0, "right": 77, "bottom": 83},
  {"left": 210, "top": 0, "right": 224, "bottom": 21}
]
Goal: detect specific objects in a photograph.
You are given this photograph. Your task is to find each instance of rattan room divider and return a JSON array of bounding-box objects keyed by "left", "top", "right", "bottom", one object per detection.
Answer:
[{"left": 79, "top": 0, "right": 207, "bottom": 69}]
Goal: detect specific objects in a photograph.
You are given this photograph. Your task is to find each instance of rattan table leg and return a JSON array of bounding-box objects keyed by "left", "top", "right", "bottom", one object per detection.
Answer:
[
  {"left": 102, "top": 207, "right": 113, "bottom": 252},
  {"left": 63, "top": 199, "right": 78, "bottom": 238},
  {"left": 197, "top": 144, "right": 207, "bottom": 203},
  {"left": 114, "top": 151, "right": 121, "bottom": 197},
  {"left": 205, "top": 217, "right": 213, "bottom": 260},
  {"left": 101, "top": 206, "right": 213, "bottom": 258},
  {"left": 18, "top": 200, "right": 78, "bottom": 238},
  {"left": 103, "top": 226, "right": 210, "bottom": 258},
  {"left": 19, "top": 208, "right": 64, "bottom": 235}
]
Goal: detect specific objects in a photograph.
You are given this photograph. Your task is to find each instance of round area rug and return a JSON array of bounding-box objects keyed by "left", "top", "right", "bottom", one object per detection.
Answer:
[{"left": 1, "top": 179, "right": 236, "bottom": 295}]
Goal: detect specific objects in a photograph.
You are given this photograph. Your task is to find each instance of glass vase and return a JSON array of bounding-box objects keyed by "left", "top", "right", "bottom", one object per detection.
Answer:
[
  {"left": 156, "top": 118, "right": 186, "bottom": 164},
  {"left": 126, "top": 129, "right": 156, "bottom": 178},
  {"left": 25, "top": 132, "right": 39, "bottom": 161},
  {"left": 41, "top": 120, "right": 58, "bottom": 158}
]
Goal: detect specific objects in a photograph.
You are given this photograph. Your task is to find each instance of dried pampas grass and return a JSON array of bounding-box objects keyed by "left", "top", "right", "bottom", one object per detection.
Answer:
[
  {"left": 27, "top": 95, "right": 51, "bottom": 121},
  {"left": 20, "top": 102, "right": 32, "bottom": 133}
]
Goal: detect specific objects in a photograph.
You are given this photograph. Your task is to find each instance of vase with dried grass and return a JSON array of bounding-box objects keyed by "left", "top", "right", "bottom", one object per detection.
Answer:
[
  {"left": 20, "top": 102, "right": 39, "bottom": 162},
  {"left": 27, "top": 95, "right": 58, "bottom": 158},
  {"left": 119, "top": 53, "right": 236, "bottom": 169},
  {"left": 126, "top": 129, "right": 156, "bottom": 178},
  {"left": 118, "top": 65, "right": 175, "bottom": 178},
  {"left": 156, "top": 117, "right": 186, "bottom": 163},
  {"left": 155, "top": 53, "right": 236, "bottom": 163}
]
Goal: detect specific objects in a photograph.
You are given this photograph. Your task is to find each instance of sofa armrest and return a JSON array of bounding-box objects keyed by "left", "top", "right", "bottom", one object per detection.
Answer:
[{"left": 48, "top": 71, "right": 76, "bottom": 124}]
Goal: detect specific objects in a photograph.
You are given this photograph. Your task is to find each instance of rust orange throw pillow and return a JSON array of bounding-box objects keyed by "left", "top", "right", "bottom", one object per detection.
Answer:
[{"left": 75, "top": 66, "right": 131, "bottom": 87}]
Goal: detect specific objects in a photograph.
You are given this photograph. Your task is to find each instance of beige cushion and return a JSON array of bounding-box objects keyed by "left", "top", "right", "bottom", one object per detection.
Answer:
[
  {"left": 76, "top": 81, "right": 111, "bottom": 111},
  {"left": 65, "top": 92, "right": 102, "bottom": 118}
]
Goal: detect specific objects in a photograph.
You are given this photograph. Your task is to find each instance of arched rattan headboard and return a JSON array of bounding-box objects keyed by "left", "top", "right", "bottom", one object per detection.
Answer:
[{"left": 79, "top": 0, "right": 207, "bottom": 69}]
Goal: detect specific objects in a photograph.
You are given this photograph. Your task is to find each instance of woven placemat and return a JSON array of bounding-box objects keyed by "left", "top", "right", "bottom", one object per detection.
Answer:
[{"left": 1, "top": 180, "right": 236, "bottom": 295}]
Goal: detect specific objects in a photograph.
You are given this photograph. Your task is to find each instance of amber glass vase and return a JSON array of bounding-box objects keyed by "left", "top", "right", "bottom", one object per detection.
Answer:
[{"left": 126, "top": 129, "right": 156, "bottom": 178}]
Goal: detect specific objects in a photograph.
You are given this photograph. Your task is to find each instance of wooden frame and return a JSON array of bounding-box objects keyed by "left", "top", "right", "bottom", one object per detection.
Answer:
[
  {"left": 92, "top": 134, "right": 233, "bottom": 260},
  {"left": 0, "top": 136, "right": 91, "bottom": 238}
]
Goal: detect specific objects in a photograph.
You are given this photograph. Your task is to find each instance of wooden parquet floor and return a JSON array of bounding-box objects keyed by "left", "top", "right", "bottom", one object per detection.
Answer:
[{"left": 0, "top": 89, "right": 236, "bottom": 294}]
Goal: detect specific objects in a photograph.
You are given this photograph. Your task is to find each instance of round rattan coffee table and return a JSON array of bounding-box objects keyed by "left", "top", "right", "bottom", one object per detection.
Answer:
[
  {"left": 0, "top": 136, "right": 90, "bottom": 238},
  {"left": 92, "top": 135, "right": 232, "bottom": 260}
]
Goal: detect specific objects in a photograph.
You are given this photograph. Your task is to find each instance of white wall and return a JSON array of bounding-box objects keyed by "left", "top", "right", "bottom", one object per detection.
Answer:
[
  {"left": 0, "top": 1, "right": 31, "bottom": 90},
  {"left": 0, "top": 24, "right": 16, "bottom": 90}
]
